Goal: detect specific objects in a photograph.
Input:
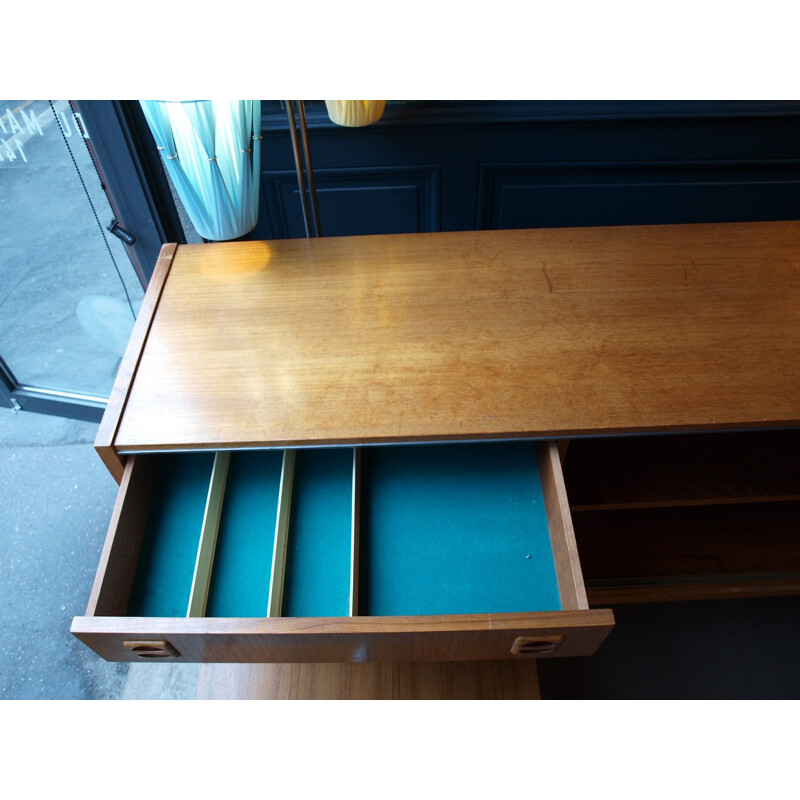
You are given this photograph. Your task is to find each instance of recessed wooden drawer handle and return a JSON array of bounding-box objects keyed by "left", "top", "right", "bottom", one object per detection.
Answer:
[
  {"left": 123, "top": 640, "right": 180, "bottom": 659},
  {"left": 511, "top": 635, "right": 564, "bottom": 656}
]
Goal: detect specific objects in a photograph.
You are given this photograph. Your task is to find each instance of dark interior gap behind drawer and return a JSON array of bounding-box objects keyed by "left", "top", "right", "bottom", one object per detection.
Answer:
[
  {"left": 574, "top": 500, "right": 800, "bottom": 582},
  {"left": 205, "top": 450, "right": 284, "bottom": 617},
  {"left": 564, "top": 430, "right": 800, "bottom": 509},
  {"left": 359, "top": 442, "right": 561, "bottom": 616},
  {"left": 127, "top": 453, "right": 215, "bottom": 617}
]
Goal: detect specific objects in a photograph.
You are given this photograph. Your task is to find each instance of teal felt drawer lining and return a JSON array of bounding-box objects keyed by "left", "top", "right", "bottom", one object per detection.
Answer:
[
  {"left": 360, "top": 442, "right": 561, "bottom": 615},
  {"left": 126, "top": 442, "right": 562, "bottom": 618}
]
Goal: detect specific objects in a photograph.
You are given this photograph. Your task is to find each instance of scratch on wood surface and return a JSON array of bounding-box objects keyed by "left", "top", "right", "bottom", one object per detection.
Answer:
[
  {"left": 541, "top": 262, "right": 553, "bottom": 294},
  {"left": 590, "top": 342, "right": 606, "bottom": 368}
]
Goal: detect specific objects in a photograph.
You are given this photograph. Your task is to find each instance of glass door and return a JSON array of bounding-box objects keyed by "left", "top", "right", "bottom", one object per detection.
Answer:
[{"left": 0, "top": 100, "right": 148, "bottom": 420}]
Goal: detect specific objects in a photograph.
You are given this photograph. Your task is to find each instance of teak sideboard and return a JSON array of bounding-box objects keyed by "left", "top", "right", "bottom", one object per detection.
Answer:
[{"left": 71, "top": 222, "right": 800, "bottom": 664}]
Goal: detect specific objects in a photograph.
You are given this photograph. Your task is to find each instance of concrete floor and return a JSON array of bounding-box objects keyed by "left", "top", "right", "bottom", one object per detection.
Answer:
[{"left": 0, "top": 406, "right": 199, "bottom": 699}]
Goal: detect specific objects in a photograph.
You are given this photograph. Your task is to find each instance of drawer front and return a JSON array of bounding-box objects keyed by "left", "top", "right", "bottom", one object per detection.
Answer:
[
  {"left": 72, "top": 441, "right": 614, "bottom": 663},
  {"left": 72, "top": 612, "right": 614, "bottom": 663}
]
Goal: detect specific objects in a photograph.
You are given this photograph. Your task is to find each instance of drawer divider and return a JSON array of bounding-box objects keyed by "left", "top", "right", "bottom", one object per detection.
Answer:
[
  {"left": 268, "top": 450, "right": 296, "bottom": 617},
  {"left": 187, "top": 452, "right": 231, "bottom": 617},
  {"left": 350, "top": 448, "right": 361, "bottom": 616}
]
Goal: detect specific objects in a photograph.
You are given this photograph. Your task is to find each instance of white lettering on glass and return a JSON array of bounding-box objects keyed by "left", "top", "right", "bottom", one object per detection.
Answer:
[
  {"left": 0, "top": 103, "right": 90, "bottom": 165},
  {"left": 2, "top": 138, "right": 17, "bottom": 161},
  {"left": 19, "top": 108, "right": 43, "bottom": 136},
  {"left": 4, "top": 110, "right": 23, "bottom": 135},
  {"left": 73, "top": 112, "right": 90, "bottom": 138}
]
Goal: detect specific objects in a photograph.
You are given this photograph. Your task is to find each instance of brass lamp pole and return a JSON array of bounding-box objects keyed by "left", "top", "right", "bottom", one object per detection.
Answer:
[{"left": 285, "top": 100, "right": 322, "bottom": 238}]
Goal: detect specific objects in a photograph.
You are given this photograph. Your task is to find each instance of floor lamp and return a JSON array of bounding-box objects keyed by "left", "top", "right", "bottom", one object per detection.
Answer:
[
  {"left": 284, "top": 101, "right": 386, "bottom": 240},
  {"left": 285, "top": 100, "right": 322, "bottom": 239}
]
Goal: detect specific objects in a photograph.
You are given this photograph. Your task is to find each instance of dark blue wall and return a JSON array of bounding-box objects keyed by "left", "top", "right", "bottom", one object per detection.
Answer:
[{"left": 251, "top": 100, "right": 800, "bottom": 240}]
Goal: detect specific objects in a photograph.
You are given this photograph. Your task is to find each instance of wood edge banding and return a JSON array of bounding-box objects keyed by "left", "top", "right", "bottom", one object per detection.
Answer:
[{"left": 94, "top": 243, "right": 179, "bottom": 484}]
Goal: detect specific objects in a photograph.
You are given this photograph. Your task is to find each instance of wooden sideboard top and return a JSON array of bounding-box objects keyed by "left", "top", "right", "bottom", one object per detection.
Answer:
[{"left": 106, "top": 221, "right": 800, "bottom": 455}]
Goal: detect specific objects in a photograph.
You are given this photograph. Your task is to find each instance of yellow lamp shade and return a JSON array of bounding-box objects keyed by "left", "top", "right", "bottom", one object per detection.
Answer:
[{"left": 325, "top": 101, "right": 386, "bottom": 127}]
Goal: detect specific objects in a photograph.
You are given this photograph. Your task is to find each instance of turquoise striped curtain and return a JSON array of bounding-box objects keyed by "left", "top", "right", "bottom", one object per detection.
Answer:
[{"left": 140, "top": 100, "right": 261, "bottom": 241}]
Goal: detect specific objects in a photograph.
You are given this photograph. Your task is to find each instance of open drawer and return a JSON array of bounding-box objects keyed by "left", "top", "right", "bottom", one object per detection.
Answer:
[{"left": 72, "top": 440, "right": 614, "bottom": 662}]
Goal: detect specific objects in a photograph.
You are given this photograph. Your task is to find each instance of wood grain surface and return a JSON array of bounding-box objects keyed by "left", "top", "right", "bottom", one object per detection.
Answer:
[
  {"left": 195, "top": 660, "right": 541, "bottom": 699},
  {"left": 110, "top": 222, "right": 800, "bottom": 453}
]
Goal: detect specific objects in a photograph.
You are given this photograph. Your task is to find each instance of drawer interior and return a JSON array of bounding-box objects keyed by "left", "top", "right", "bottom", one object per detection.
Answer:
[
  {"left": 360, "top": 444, "right": 560, "bottom": 615},
  {"left": 120, "top": 441, "right": 564, "bottom": 620}
]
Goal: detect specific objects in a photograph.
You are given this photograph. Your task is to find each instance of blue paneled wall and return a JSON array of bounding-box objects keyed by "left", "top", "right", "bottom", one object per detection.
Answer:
[{"left": 250, "top": 100, "right": 800, "bottom": 240}]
